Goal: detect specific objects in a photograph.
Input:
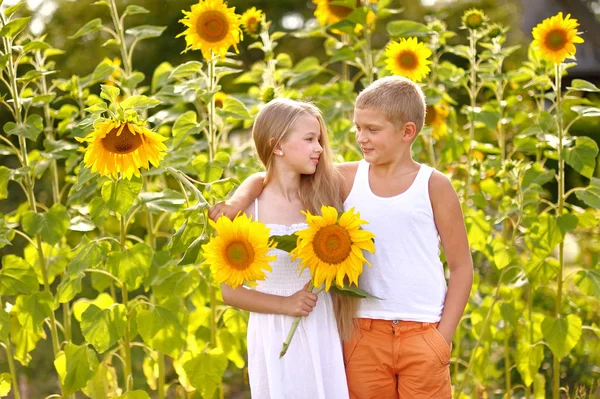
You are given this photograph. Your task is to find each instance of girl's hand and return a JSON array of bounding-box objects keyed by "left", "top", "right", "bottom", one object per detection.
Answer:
[
  {"left": 281, "top": 282, "right": 318, "bottom": 317},
  {"left": 209, "top": 200, "right": 242, "bottom": 221}
]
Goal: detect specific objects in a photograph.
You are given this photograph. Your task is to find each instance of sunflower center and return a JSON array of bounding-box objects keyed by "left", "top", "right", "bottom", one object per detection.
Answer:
[
  {"left": 545, "top": 29, "right": 567, "bottom": 50},
  {"left": 425, "top": 105, "right": 437, "bottom": 125},
  {"left": 197, "top": 10, "right": 229, "bottom": 42},
  {"left": 101, "top": 124, "right": 143, "bottom": 155},
  {"left": 312, "top": 224, "right": 352, "bottom": 264},
  {"left": 326, "top": 0, "right": 358, "bottom": 19},
  {"left": 397, "top": 51, "right": 418, "bottom": 70},
  {"left": 225, "top": 241, "right": 255, "bottom": 270}
]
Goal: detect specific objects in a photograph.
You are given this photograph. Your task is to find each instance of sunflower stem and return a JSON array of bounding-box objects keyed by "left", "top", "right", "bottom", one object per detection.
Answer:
[
  {"left": 1, "top": 296, "right": 20, "bottom": 399},
  {"left": 108, "top": 0, "right": 132, "bottom": 77},
  {"left": 280, "top": 281, "right": 314, "bottom": 358},
  {"left": 552, "top": 62, "right": 565, "bottom": 399},
  {"left": 464, "top": 28, "right": 478, "bottom": 213},
  {"left": 119, "top": 213, "right": 134, "bottom": 391}
]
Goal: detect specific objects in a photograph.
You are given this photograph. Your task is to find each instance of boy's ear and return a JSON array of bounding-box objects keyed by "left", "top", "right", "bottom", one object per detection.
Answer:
[{"left": 402, "top": 122, "right": 418, "bottom": 142}]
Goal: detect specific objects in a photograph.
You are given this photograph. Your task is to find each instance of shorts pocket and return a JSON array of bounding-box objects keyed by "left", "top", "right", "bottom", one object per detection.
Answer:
[
  {"left": 423, "top": 327, "right": 451, "bottom": 365},
  {"left": 343, "top": 327, "right": 364, "bottom": 365}
]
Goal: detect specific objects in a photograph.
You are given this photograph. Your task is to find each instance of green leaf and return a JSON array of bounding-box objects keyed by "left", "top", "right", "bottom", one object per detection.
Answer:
[
  {"left": 119, "top": 95, "right": 162, "bottom": 111},
  {"left": 386, "top": 20, "right": 431, "bottom": 38},
  {"left": 72, "top": 293, "right": 114, "bottom": 322},
  {"left": 3, "top": 114, "right": 43, "bottom": 141},
  {"left": 575, "top": 178, "right": 600, "bottom": 209},
  {"left": 0, "top": 17, "right": 30, "bottom": 40},
  {"left": 492, "top": 238, "right": 514, "bottom": 270},
  {"left": 557, "top": 214, "right": 578, "bottom": 236},
  {"left": 574, "top": 270, "right": 600, "bottom": 298},
  {"left": 525, "top": 214, "right": 562, "bottom": 261},
  {"left": 136, "top": 306, "right": 186, "bottom": 358},
  {"left": 67, "top": 240, "right": 108, "bottom": 275},
  {"left": 125, "top": 25, "right": 166, "bottom": 40},
  {"left": 151, "top": 267, "right": 200, "bottom": 298},
  {"left": 56, "top": 272, "right": 84, "bottom": 303},
  {"left": 570, "top": 105, "right": 600, "bottom": 118},
  {"left": 139, "top": 189, "right": 186, "bottom": 213},
  {"left": 172, "top": 111, "right": 202, "bottom": 148},
  {"left": 82, "top": 363, "right": 120, "bottom": 399},
  {"left": 10, "top": 314, "right": 42, "bottom": 366},
  {"left": 541, "top": 314, "right": 582, "bottom": 359},
  {"left": 168, "top": 61, "right": 204, "bottom": 80},
  {"left": 3, "top": 2, "right": 25, "bottom": 19},
  {"left": 564, "top": 136, "right": 599, "bottom": 178},
  {"left": 15, "top": 292, "right": 56, "bottom": 333},
  {"left": 107, "top": 243, "right": 152, "bottom": 290},
  {"left": 116, "top": 391, "right": 151, "bottom": 399},
  {"left": 0, "top": 166, "right": 9, "bottom": 200},
  {"left": 0, "top": 373, "right": 11, "bottom": 397},
  {"left": 101, "top": 177, "right": 142, "bottom": 215},
  {"left": 22, "top": 204, "right": 70, "bottom": 245},
  {"left": 220, "top": 96, "right": 251, "bottom": 120},
  {"left": 183, "top": 349, "right": 228, "bottom": 396},
  {"left": 54, "top": 343, "right": 98, "bottom": 394},
  {"left": 0, "top": 218, "right": 14, "bottom": 250},
  {"left": 567, "top": 79, "right": 600, "bottom": 92},
  {"left": 22, "top": 40, "right": 51, "bottom": 53},
  {"left": 465, "top": 209, "right": 492, "bottom": 253},
  {"left": 522, "top": 164, "right": 555, "bottom": 190},
  {"left": 167, "top": 219, "right": 205, "bottom": 261},
  {"left": 208, "top": 178, "right": 238, "bottom": 199},
  {"left": 81, "top": 304, "right": 127, "bottom": 353},
  {"left": 515, "top": 341, "right": 544, "bottom": 387},
  {"left": 192, "top": 155, "right": 224, "bottom": 183},
  {"left": 271, "top": 234, "right": 297, "bottom": 252},
  {"left": 0, "top": 309, "right": 9, "bottom": 343},
  {"left": 69, "top": 18, "right": 103, "bottom": 39},
  {"left": 122, "top": 5, "right": 150, "bottom": 17},
  {"left": 100, "top": 85, "right": 120, "bottom": 103},
  {"left": 330, "top": 283, "right": 380, "bottom": 299}
]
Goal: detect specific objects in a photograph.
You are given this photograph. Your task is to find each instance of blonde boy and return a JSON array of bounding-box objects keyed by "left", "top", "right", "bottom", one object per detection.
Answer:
[{"left": 210, "top": 76, "right": 473, "bottom": 398}]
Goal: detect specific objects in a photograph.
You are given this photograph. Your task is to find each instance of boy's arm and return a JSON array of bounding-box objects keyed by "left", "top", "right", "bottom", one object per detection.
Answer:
[
  {"left": 429, "top": 171, "right": 474, "bottom": 346},
  {"left": 209, "top": 172, "right": 266, "bottom": 221},
  {"left": 335, "top": 162, "right": 359, "bottom": 201},
  {"left": 221, "top": 283, "right": 317, "bottom": 317}
]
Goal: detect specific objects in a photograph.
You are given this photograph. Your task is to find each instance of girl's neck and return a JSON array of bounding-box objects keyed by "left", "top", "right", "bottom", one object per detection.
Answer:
[{"left": 265, "top": 169, "right": 302, "bottom": 202}]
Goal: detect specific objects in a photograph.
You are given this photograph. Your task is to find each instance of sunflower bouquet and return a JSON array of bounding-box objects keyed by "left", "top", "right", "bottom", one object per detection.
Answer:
[{"left": 277, "top": 206, "right": 376, "bottom": 358}]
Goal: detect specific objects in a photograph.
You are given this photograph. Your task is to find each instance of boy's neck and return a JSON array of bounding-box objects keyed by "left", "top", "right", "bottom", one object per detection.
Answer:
[{"left": 369, "top": 152, "right": 419, "bottom": 176}]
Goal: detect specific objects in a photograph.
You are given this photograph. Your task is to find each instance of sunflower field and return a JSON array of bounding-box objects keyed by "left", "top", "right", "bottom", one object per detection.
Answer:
[{"left": 0, "top": 0, "right": 599, "bottom": 398}]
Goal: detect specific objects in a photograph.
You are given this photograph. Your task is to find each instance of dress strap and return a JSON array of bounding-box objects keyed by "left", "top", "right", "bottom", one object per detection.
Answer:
[{"left": 254, "top": 198, "right": 259, "bottom": 219}]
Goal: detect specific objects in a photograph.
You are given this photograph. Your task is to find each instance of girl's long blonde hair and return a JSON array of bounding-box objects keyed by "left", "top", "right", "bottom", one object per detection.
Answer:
[{"left": 252, "top": 98, "right": 358, "bottom": 340}]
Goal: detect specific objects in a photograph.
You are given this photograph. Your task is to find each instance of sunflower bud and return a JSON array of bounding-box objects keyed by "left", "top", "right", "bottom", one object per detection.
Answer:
[
  {"left": 486, "top": 23, "right": 504, "bottom": 39},
  {"left": 261, "top": 86, "right": 275, "bottom": 103},
  {"left": 462, "top": 9, "right": 487, "bottom": 30}
]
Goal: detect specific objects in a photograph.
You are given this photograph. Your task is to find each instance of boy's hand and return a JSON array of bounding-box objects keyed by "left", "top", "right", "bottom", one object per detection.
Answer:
[
  {"left": 209, "top": 200, "right": 242, "bottom": 221},
  {"left": 281, "top": 282, "right": 318, "bottom": 317},
  {"left": 436, "top": 324, "right": 454, "bottom": 347}
]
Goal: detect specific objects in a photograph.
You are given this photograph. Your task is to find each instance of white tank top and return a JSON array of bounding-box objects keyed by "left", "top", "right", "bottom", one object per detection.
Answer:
[{"left": 343, "top": 160, "right": 446, "bottom": 322}]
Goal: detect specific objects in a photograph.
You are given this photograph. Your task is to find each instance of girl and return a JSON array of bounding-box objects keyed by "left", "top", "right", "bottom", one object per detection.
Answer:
[{"left": 220, "top": 99, "right": 353, "bottom": 399}]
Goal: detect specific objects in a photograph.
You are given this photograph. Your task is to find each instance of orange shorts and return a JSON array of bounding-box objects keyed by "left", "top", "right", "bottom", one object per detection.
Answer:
[{"left": 343, "top": 319, "right": 452, "bottom": 399}]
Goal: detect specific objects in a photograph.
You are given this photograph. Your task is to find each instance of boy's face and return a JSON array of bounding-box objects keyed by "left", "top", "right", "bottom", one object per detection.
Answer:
[{"left": 353, "top": 108, "right": 407, "bottom": 164}]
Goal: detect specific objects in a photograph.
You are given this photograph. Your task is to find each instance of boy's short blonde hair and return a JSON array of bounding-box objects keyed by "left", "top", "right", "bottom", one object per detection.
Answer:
[{"left": 355, "top": 76, "right": 426, "bottom": 134}]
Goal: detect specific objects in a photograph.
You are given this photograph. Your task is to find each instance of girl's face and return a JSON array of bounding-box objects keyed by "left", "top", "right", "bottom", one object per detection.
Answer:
[{"left": 277, "top": 113, "right": 323, "bottom": 175}]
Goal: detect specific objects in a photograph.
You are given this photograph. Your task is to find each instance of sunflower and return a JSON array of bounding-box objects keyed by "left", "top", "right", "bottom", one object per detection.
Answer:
[
  {"left": 462, "top": 9, "right": 487, "bottom": 30},
  {"left": 76, "top": 118, "right": 168, "bottom": 180},
  {"left": 385, "top": 37, "right": 432, "bottom": 82},
  {"left": 103, "top": 57, "right": 122, "bottom": 86},
  {"left": 290, "top": 206, "right": 375, "bottom": 291},
  {"left": 214, "top": 91, "right": 228, "bottom": 108},
  {"left": 202, "top": 214, "right": 277, "bottom": 288},
  {"left": 313, "top": 0, "right": 357, "bottom": 26},
  {"left": 240, "top": 7, "right": 263, "bottom": 37},
  {"left": 425, "top": 102, "right": 450, "bottom": 140},
  {"left": 177, "top": 0, "right": 243, "bottom": 60},
  {"left": 532, "top": 12, "right": 584, "bottom": 65}
]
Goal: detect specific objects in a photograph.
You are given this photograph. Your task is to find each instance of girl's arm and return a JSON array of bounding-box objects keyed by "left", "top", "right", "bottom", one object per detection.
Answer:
[
  {"left": 222, "top": 283, "right": 318, "bottom": 317},
  {"left": 209, "top": 172, "right": 265, "bottom": 221},
  {"left": 429, "top": 171, "right": 474, "bottom": 346}
]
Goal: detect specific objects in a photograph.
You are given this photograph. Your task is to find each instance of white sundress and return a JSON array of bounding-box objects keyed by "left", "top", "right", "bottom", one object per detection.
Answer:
[{"left": 246, "top": 199, "right": 350, "bottom": 399}]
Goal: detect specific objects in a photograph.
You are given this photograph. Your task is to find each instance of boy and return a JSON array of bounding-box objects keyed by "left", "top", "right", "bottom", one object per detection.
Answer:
[{"left": 210, "top": 76, "right": 473, "bottom": 398}]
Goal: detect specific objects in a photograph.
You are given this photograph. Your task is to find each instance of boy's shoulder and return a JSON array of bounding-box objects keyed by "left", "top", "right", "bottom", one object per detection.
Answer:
[{"left": 427, "top": 168, "right": 459, "bottom": 208}]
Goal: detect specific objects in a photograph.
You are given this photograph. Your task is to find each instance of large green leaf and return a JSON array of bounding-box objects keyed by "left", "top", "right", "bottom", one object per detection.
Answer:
[
  {"left": 101, "top": 177, "right": 142, "bottom": 215},
  {"left": 525, "top": 214, "right": 562, "bottom": 261},
  {"left": 107, "top": 243, "right": 152, "bottom": 290},
  {"left": 80, "top": 304, "right": 127, "bottom": 353},
  {"left": 0, "top": 17, "right": 30, "bottom": 39},
  {"left": 136, "top": 305, "right": 186, "bottom": 358},
  {"left": 0, "top": 309, "right": 9, "bottom": 343},
  {"left": 82, "top": 363, "right": 120, "bottom": 399},
  {"left": 72, "top": 293, "right": 114, "bottom": 322},
  {"left": 21, "top": 204, "right": 70, "bottom": 245},
  {"left": 521, "top": 163, "right": 555, "bottom": 190},
  {"left": 3, "top": 115, "right": 43, "bottom": 141},
  {"left": 10, "top": 314, "right": 42, "bottom": 366},
  {"left": 0, "top": 373, "right": 10, "bottom": 397},
  {"left": 151, "top": 267, "right": 200, "bottom": 298},
  {"left": 0, "top": 255, "right": 38, "bottom": 295},
  {"left": 125, "top": 25, "right": 166, "bottom": 40},
  {"left": 139, "top": 189, "right": 186, "bottom": 214},
  {"left": 515, "top": 341, "right": 544, "bottom": 387},
  {"left": 564, "top": 137, "right": 599, "bottom": 179},
  {"left": 271, "top": 234, "right": 298, "bottom": 252},
  {"left": 14, "top": 292, "right": 56, "bottom": 333},
  {"left": 574, "top": 269, "right": 600, "bottom": 298},
  {"left": 386, "top": 20, "right": 430, "bottom": 38},
  {"left": 119, "top": 95, "right": 162, "bottom": 111},
  {"left": 0, "top": 166, "right": 10, "bottom": 200},
  {"left": 575, "top": 178, "right": 600, "bottom": 209},
  {"left": 54, "top": 343, "right": 98, "bottom": 394},
  {"left": 67, "top": 239, "right": 109, "bottom": 275},
  {"left": 116, "top": 391, "right": 151, "bottom": 399},
  {"left": 183, "top": 349, "right": 228, "bottom": 397},
  {"left": 56, "top": 272, "right": 84, "bottom": 303},
  {"left": 541, "top": 314, "right": 582, "bottom": 359}
]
